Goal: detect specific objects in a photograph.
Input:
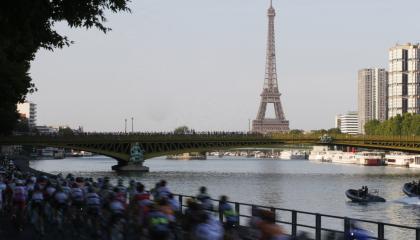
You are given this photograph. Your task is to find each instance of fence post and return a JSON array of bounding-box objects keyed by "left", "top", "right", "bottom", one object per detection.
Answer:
[
  {"left": 378, "top": 223, "right": 384, "bottom": 240},
  {"left": 178, "top": 195, "right": 183, "bottom": 210},
  {"left": 271, "top": 207, "right": 276, "bottom": 222},
  {"left": 218, "top": 201, "right": 223, "bottom": 222},
  {"left": 416, "top": 228, "right": 420, "bottom": 240},
  {"left": 315, "top": 214, "right": 321, "bottom": 240},
  {"left": 344, "top": 218, "right": 350, "bottom": 239},
  {"left": 235, "top": 202, "right": 240, "bottom": 224},
  {"left": 291, "top": 211, "right": 297, "bottom": 237}
]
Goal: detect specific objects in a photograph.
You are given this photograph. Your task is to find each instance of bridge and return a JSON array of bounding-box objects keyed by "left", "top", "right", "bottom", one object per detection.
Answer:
[{"left": 1, "top": 133, "right": 420, "bottom": 171}]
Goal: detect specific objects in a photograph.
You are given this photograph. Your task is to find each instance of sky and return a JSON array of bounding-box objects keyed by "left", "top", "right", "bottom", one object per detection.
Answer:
[{"left": 29, "top": 0, "right": 420, "bottom": 132}]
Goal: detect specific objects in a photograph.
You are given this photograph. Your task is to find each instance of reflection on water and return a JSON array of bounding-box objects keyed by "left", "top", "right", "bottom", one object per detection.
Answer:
[{"left": 30, "top": 156, "right": 420, "bottom": 238}]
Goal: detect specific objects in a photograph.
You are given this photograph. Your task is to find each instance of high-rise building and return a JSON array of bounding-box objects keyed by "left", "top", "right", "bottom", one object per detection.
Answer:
[
  {"left": 17, "top": 102, "right": 37, "bottom": 128},
  {"left": 358, "top": 68, "right": 388, "bottom": 134},
  {"left": 252, "top": 1, "right": 289, "bottom": 133},
  {"left": 388, "top": 43, "right": 420, "bottom": 118},
  {"left": 336, "top": 112, "right": 359, "bottom": 135}
]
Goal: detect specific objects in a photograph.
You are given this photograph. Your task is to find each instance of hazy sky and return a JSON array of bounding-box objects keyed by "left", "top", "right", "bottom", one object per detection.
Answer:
[{"left": 30, "top": 0, "right": 420, "bottom": 132}]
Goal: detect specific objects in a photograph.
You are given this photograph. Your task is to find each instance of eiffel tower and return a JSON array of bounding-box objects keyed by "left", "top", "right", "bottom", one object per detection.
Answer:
[{"left": 252, "top": 0, "right": 289, "bottom": 134}]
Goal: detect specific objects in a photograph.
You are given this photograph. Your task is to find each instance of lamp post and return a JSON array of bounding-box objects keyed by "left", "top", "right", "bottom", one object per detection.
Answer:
[
  {"left": 131, "top": 117, "right": 134, "bottom": 133},
  {"left": 124, "top": 119, "right": 127, "bottom": 134}
]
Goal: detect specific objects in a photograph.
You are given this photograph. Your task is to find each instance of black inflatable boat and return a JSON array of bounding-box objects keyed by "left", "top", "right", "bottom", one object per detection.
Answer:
[
  {"left": 403, "top": 183, "right": 420, "bottom": 197},
  {"left": 345, "top": 189, "right": 386, "bottom": 203}
]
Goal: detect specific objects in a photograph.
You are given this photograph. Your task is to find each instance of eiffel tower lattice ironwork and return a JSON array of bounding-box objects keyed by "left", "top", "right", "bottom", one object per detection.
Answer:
[{"left": 252, "top": 0, "right": 289, "bottom": 134}]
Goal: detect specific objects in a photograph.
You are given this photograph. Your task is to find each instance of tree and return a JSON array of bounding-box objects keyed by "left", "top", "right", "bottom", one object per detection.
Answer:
[
  {"left": 174, "top": 126, "right": 190, "bottom": 134},
  {"left": 327, "top": 128, "right": 341, "bottom": 135},
  {"left": 311, "top": 129, "right": 327, "bottom": 135},
  {"left": 14, "top": 117, "right": 30, "bottom": 133},
  {"left": 0, "top": 0, "right": 131, "bottom": 135},
  {"left": 401, "top": 113, "right": 414, "bottom": 135},
  {"left": 289, "top": 129, "right": 304, "bottom": 135},
  {"left": 364, "top": 119, "right": 380, "bottom": 135},
  {"left": 58, "top": 127, "right": 74, "bottom": 136}
]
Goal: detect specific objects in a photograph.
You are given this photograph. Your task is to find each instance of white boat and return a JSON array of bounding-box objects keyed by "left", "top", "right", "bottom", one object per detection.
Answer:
[
  {"left": 280, "top": 150, "right": 307, "bottom": 160},
  {"left": 385, "top": 152, "right": 412, "bottom": 167},
  {"left": 409, "top": 156, "right": 420, "bottom": 168},
  {"left": 330, "top": 151, "right": 358, "bottom": 164},
  {"left": 309, "top": 146, "right": 329, "bottom": 162},
  {"left": 41, "top": 147, "right": 65, "bottom": 159},
  {"left": 355, "top": 152, "right": 385, "bottom": 166}
]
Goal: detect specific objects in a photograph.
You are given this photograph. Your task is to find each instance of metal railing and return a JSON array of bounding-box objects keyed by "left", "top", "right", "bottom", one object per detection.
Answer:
[{"left": 174, "top": 194, "right": 420, "bottom": 240}]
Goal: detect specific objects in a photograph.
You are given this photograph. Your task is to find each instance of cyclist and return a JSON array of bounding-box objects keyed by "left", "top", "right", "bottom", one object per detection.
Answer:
[
  {"left": 219, "top": 195, "right": 238, "bottom": 229},
  {"left": 30, "top": 184, "right": 45, "bottom": 235},
  {"left": 12, "top": 180, "right": 28, "bottom": 231},
  {"left": 196, "top": 186, "right": 213, "bottom": 211},
  {"left": 86, "top": 186, "right": 102, "bottom": 235},
  {"left": 148, "top": 204, "right": 172, "bottom": 240}
]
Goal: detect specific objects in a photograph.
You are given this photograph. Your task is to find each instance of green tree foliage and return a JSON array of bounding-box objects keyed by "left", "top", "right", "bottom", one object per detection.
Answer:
[
  {"left": 311, "top": 129, "right": 327, "bottom": 135},
  {"left": 327, "top": 128, "right": 341, "bottom": 134},
  {"left": 174, "top": 126, "right": 190, "bottom": 134},
  {"left": 14, "top": 117, "right": 30, "bottom": 133},
  {"left": 58, "top": 127, "right": 74, "bottom": 136},
  {"left": 364, "top": 119, "right": 380, "bottom": 135},
  {"left": 0, "top": 0, "right": 131, "bottom": 135},
  {"left": 289, "top": 129, "right": 304, "bottom": 135},
  {"left": 364, "top": 114, "right": 420, "bottom": 136}
]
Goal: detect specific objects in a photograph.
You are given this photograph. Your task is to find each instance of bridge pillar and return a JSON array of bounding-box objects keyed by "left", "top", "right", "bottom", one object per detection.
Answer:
[
  {"left": 112, "top": 161, "right": 149, "bottom": 172},
  {"left": 111, "top": 142, "right": 149, "bottom": 172}
]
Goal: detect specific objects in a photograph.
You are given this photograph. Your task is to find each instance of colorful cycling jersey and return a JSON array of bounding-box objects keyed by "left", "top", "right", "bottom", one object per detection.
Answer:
[
  {"left": 148, "top": 210, "right": 170, "bottom": 233},
  {"left": 26, "top": 183, "right": 35, "bottom": 192},
  {"left": 54, "top": 191, "right": 69, "bottom": 204},
  {"left": 117, "top": 185, "right": 127, "bottom": 194},
  {"left": 32, "top": 191, "right": 44, "bottom": 203},
  {"left": 46, "top": 186, "right": 56, "bottom": 197},
  {"left": 194, "top": 215, "right": 223, "bottom": 240},
  {"left": 115, "top": 192, "right": 126, "bottom": 204},
  {"left": 13, "top": 186, "right": 27, "bottom": 202},
  {"left": 62, "top": 186, "right": 71, "bottom": 195},
  {"left": 219, "top": 202, "right": 238, "bottom": 223},
  {"left": 156, "top": 186, "right": 171, "bottom": 199},
  {"left": 110, "top": 200, "right": 125, "bottom": 214},
  {"left": 71, "top": 187, "right": 84, "bottom": 202},
  {"left": 134, "top": 192, "right": 150, "bottom": 205},
  {"left": 0, "top": 182, "right": 6, "bottom": 203},
  {"left": 86, "top": 193, "right": 101, "bottom": 207}
]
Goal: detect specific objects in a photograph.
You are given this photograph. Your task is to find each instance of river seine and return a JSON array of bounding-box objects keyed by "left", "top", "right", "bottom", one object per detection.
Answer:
[{"left": 30, "top": 156, "right": 420, "bottom": 239}]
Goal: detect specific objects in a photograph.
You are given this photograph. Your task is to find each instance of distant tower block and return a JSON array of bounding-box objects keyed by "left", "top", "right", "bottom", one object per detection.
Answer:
[{"left": 252, "top": 1, "right": 289, "bottom": 134}]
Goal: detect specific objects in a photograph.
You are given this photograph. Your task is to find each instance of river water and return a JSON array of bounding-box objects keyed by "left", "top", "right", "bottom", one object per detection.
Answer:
[{"left": 30, "top": 156, "right": 420, "bottom": 239}]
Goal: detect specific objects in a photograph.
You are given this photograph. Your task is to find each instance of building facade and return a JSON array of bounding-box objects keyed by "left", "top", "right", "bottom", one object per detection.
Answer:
[
  {"left": 17, "top": 102, "right": 37, "bottom": 128},
  {"left": 36, "top": 126, "right": 59, "bottom": 135},
  {"left": 358, "top": 68, "right": 388, "bottom": 134},
  {"left": 336, "top": 112, "right": 359, "bottom": 135},
  {"left": 388, "top": 43, "right": 420, "bottom": 118}
]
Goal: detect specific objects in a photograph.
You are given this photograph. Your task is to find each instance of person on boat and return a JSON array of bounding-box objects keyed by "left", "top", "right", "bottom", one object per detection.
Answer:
[
  {"left": 358, "top": 186, "right": 365, "bottom": 197},
  {"left": 364, "top": 186, "right": 368, "bottom": 196}
]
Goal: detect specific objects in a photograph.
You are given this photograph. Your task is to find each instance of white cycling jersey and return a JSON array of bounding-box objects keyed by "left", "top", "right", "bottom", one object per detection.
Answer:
[
  {"left": 86, "top": 192, "right": 101, "bottom": 207},
  {"left": 54, "top": 192, "right": 69, "bottom": 204},
  {"left": 32, "top": 191, "right": 44, "bottom": 203},
  {"left": 110, "top": 200, "right": 125, "bottom": 214},
  {"left": 71, "top": 188, "right": 84, "bottom": 202}
]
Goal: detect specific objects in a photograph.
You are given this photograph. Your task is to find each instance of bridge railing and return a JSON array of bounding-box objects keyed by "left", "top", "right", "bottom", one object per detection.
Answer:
[{"left": 174, "top": 194, "right": 420, "bottom": 240}]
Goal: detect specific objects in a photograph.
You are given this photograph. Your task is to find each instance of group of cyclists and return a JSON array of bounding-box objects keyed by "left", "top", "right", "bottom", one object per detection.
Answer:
[{"left": 0, "top": 160, "right": 292, "bottom": 240}]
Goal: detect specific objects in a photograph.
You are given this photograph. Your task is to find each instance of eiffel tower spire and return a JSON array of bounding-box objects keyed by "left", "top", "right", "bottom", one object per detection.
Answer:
[{"left": 252, "top": 0, "right": 289, "bottom": 134}]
